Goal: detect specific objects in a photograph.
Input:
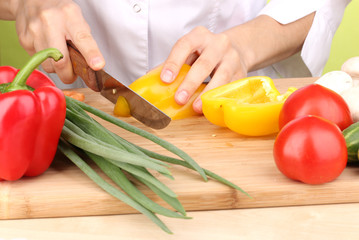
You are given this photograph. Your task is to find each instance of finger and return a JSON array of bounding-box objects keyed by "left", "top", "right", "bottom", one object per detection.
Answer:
[
  {"left": 32, "top": 30, "right": 56, "bottom": 73},
  {"left": 175, "top": 41, "right": 224, "bottom": 105},
  {"left": 191, "top": 65, "right": 234, "bottom": 114},
  {"left": 161, "top": 26, "right": 209, "bottom": 83},
  {"left": 67, "top": 11, "right": 105, "bottom": 71},
  {"left": 203, "top": 55, "right": 246, "bottom": 93},
  {"left": 16, "top": 18, "right": 36, "bottom": 55},
  {"left": 49, "top": 43, "right": 77, "bottom": 84},
  {"left": 192, "top": 58, "right": 247, "bottom": 114},
  {"left": 40, "top": 59, "right": 56, "bottom": 74},
  {"left": 43, "top": 24, "right": 78, "bottom": 83},
  {"left": 29, "top": 21, "right": 74, "bottom": 83},
  {"left": 185, "top": 52, "right": 199, "bottom": 66}
]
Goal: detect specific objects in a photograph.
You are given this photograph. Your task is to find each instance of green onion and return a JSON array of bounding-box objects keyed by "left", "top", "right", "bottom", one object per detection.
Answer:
[
  {"left": 61, "top": 125, "right": 171, "bottom": 175},
  {"left": 88, "top": 152, "right": 190, "bottom": 219},
  {"left": 109, "top": 130, "right": 249, "bottom": 196},
  {"left": 58, "top": 140, "right": 173, "bottom": 234},
  {"left": 58, "top": 95, "right": 247, "bottom": 234},
  {"left": 65, "top": 96, "right": 207, "bottom": 181}
]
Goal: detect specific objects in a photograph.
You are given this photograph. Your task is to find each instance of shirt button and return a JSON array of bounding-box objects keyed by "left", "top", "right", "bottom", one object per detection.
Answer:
[{"left": 133, "top": 4, "right": 141, "bottom": 13}]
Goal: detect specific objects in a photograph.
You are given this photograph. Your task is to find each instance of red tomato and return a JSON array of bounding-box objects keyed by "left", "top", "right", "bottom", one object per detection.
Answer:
[
  {"left": 273, "top": 115, "right": 347, "bottom": 184},
  {"left": 279, "top": 84, "right": 353, "bottom": 130}
]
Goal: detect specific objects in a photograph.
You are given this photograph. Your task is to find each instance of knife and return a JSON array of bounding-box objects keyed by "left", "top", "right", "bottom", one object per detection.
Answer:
[{"left": 67, "top": 41, "right": 171, "bottom": 129}]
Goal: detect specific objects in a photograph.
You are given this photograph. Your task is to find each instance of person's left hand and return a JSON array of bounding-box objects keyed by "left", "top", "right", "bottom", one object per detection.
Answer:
[{"left": 160, "top": 26, "right": 248, "bottom": 114}]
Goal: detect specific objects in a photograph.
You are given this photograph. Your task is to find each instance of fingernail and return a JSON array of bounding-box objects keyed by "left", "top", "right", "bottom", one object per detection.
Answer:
[
  {"left": 176, "top": 90, "right": 189, "bottom": 104},
  {"left": 161, "top": 69, "right": 173, "bottom": 83},
  {"left": 91, "top": 57, "right": 104, "bottom": 70}
]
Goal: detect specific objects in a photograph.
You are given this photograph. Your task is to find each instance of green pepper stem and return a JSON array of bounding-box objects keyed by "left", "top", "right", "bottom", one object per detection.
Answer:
[{"left": 5, "top": 48, "right": 63, "bottom": 92}]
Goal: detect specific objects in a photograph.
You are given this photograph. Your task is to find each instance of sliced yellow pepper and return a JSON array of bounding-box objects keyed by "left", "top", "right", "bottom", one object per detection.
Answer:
[
  {"left": 114, "top": 64, "right": 205, "bottom": 120},
  {"left": 114, "top": 96, "right": 131, "bottom": 117},
  {"left": 201, "top": 76, "right": 296, "bottom": 136}
]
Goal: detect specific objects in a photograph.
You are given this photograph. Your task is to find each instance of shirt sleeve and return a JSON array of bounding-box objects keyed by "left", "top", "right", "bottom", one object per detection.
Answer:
[{"left": 257, "top": 0, "right": 351, "bottom": 77}]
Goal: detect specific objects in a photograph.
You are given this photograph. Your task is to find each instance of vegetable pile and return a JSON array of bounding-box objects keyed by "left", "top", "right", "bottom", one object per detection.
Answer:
[
  {"left": 60, "top": 95, "right": 247, "bottom": 233},
  {"left": 313, "top": 58, "right": 359, "bottom": 164},
  {"left": 0, "top": 48, "right": 246, "bottom": 234},
  {"left": 274, "top": 83, "right": 353, "bottom": 184}
]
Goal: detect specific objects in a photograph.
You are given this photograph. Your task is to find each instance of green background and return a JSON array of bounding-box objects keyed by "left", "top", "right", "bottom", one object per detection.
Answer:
[
  {"left": 1, "top": 0, "right": 359, "bottom": 74},
  {"left": 0, "top": 21, "right": 30, "bottom": 68},
  {"left": 322, "top": 0, "right": 359, "bottom": 73}
]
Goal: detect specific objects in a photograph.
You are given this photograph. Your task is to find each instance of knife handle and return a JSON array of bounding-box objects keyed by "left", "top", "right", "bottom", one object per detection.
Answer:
[{"left": 67, "top": 41, "right": 100, "bottom": 92}]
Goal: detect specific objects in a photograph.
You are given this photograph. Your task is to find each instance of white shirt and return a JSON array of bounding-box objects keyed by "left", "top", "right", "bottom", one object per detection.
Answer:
[{"left": 52, "top": 0, "right": 351, "bottom": 89}]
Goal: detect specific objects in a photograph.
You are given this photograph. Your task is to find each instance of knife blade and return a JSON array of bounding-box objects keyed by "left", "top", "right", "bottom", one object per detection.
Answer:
[{"left": 67, "top": 42, "right": 171, "bottom": 129}]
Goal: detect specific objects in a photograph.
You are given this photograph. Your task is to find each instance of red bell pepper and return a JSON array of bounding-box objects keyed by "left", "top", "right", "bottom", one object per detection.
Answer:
[{"left": 0, "top": 48, "right": 66, "bottom": 181}]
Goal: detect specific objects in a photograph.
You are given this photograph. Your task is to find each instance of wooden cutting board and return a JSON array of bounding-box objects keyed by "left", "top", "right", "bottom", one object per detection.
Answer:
[{"left": 1, "top": 77, "right": 359, "bottom": 220}]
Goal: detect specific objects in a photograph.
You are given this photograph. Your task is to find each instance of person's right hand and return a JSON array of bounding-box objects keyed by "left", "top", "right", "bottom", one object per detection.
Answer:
[{"left": 14, "top": 0, "right": 105, "bottom": 84}]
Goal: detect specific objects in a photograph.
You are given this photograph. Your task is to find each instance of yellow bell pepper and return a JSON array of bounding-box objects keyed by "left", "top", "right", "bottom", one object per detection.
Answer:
[
  {"left": 114, "top": 64, "right": 206, "bottom": 120},
  {"left": 201, "top": 76, "right": 296, "bottom": 136}
]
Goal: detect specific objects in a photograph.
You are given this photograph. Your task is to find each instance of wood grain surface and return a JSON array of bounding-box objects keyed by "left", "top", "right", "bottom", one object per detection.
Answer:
[
  {"left": 3, "top": 203, "right": 359, "bottom": 240},
  {"left": 2, "top": 77, "right": 359, "bottom": 220}
]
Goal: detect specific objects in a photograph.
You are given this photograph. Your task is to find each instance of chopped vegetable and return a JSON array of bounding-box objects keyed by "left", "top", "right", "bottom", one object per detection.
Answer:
[
  {"left": 62, "top": 90, "right": 85, "bottom": 101},
  {"left": 0, "top": 49, "right": 66, "bottom": 181},
  {"left": 114, "top": 64, "right": 205, "bottom": 120},
  {"left": 201, "top": 76, "right": 296, "bottom": 136},
  {"left": 114, "top": 96, "right": 130, "bottom": 117}
]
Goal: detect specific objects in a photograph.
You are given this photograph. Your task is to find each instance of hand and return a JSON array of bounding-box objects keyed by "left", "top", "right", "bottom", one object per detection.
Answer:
[
  {"left": 160, "top": 26, "right": 248, "bottom": 114},
  {"left": 13, "top": 0, "right": 105, "bottom": 84}
]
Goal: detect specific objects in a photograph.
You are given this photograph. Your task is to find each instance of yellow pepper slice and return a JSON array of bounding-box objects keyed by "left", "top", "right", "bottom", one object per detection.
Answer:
[
  {"left": 114, "top": 64, "right": 206, "bottom": 120},
  {"left": 201, "top": 76, "right": 296, "bottom": 136},
  {"left": 113, "top": 96, "right": 131, "bottom": 117}
]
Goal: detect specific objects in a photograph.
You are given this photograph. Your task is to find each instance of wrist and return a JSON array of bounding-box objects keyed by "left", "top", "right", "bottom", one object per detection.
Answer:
[
  {"left": 223, "top": 28, "right": 255, "bottom": 74},
  {"left": 235, "top": 37, "right": 255, "bottom": 73}
]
